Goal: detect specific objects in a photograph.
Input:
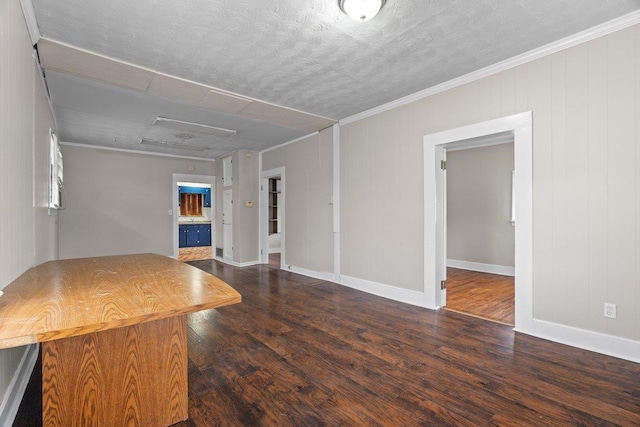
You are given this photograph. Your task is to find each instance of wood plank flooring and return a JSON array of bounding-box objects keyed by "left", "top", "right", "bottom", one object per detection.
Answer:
[
  {"left": 13, "top": 260, "right": 640, "bottom": 426},
  {"left": 446, "top": 268, "right": 515, "bottom": 325},
  {"left": 179, "top": 246, "right": 213, "bottom": 262}
]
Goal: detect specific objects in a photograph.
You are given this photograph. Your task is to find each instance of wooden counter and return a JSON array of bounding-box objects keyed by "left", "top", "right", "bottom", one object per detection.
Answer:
[{"left": 0, "top": 253, "right": 241, "bottom": 426}]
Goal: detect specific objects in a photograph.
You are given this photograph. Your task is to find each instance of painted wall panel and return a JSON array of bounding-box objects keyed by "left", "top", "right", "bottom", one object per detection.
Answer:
[
  {"left": 0, "top": 0, "right": 58, "bottom": 412},
  {"left": 586, "top": 36, "right": 610, "bottom": 333},
  {"left": 340, "top": 23, "right": 640, "bottom": 340},
  {"left": 59, "top": 146, "right": 215, "bottom": 259},
  {"left": 262, "top": 129, "right": 334, "bottom": 274},
  {"left": 606, "top": 27, "right": 636, "bottom": 338},
  {"left": 236, "top": 150, "right": 260, "bottom": 263},
  {"left": 564, "top": 43, "right": 590, "bottom": 330},
  {"left": 550, "top": 52, "right": 569, "bottom": 325}
]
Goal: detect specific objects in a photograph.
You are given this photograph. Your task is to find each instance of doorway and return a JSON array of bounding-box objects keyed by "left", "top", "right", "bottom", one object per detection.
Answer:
[
  {"left": 445, "top": 142, "right": 515, "bottom": 325},
  {"left": 261, "top": 167, "right": 285, "bottom": 268},
  {"left": 177, "top": 181, "right": 213, "bottom": 261},
  {"left": 172, "top": 174, "right": 215, "bottom": 261},
  {"left": 423, "top": 112, "right": 533, "bottom": 334}
]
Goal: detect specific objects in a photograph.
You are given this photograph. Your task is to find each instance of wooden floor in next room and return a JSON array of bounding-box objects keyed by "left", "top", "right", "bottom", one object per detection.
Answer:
[
  {"left": 13, "top": 259, "right": 640, "bottom": 426},
  {"left": 445, "top": 267, "right": 515, "bottom": 326}
]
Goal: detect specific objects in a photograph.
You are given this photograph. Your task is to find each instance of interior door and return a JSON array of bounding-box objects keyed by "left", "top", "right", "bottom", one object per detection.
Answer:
[
  {"left": 435, "top": 146, "right": 447, "bottom": 307},
  {"left": 223, "top": 189, "right": 233, "bottom": 261}
]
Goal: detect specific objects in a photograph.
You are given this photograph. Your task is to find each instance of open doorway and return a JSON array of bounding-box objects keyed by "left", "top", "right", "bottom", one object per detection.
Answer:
[
  {"left": 172, "top": 174, "right": 215, "bottom": 261},
  {"left": 423, "top": 112, "right": 533, "bottom": 334},
  {"left": 261, "top": 167, "right": 285, "bottom": 268},
  {"left": 445, "top": 142, "right": 515, "bottom": 325}
]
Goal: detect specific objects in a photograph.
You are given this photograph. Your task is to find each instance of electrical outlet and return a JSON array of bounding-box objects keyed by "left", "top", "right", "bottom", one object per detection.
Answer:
[{"left": 604, "top": 303, "right": 617, "bottom": 319}]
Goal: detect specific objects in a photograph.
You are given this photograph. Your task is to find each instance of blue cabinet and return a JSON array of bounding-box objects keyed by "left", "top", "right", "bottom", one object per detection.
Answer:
[
  {"left": 199, "top": 224, "right": 211, "bottom": 246},
  {"left": 179, "top": 225, "right": 187, "bottom": 248},
  {"left": 179, "top": 223, "right": 211, "bottom": 248},
  {"left": 186, "top": 226, "right": 199, "bottom": 246}
]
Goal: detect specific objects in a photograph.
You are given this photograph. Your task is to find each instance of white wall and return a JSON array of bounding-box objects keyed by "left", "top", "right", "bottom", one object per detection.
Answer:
[
  {"left": 447, "top": 143, "right": 515, "bottom": 269},
  {"left": 59, "top": 145, "right": 215, "bottom": 259},
  {"left": 0, "top": 0, "right": 58, "bottom": 418},
  {"left": 340, "top": 24, "right": 640, "bottom": 342},
  {"left": 235, "top": 150, "right": 260, "bottom": 263},
  {"left": 262, "top": 129, "right": 334, "bottom": 275}
]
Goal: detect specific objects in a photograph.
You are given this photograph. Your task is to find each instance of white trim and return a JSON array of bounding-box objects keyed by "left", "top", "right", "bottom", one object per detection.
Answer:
[
  {"left": 447, "top": 259, "right": 515, "bottom": 277},
  {"left": 268, "top": 248, "right": 281, "bottom": 254},
  {"left": 529, "top": 320, "right": 640, "bottom": 364},
  {"left": 261, "top": 132, "right": 319, "bottom": 154},
  {"left": 19, "top": 0, "right": 40, "bottom": 45},
  {"left": 0, "top": 344, "right": 39, "bottom": 427},
  {"left": 340, "top": 275, "right": 429, "bottom": 308},
  {"left": 332, "top": 124, "right": 341, "bottom": 282},
  {"left": 213, "top": 257, "right": 259, "bottom": 268},
  {"left": 172, "top": 173, "right": 216, "bottom": 259},
  {"left": 60, "top": 141, "right": 216, "bottom": 162},
  {"left": 340, "top": 10, "right": 640, "bottom": 125},
  {"left": 285, "top": 265, "right": 335, "bottom": 282},
  {"left": 424, "top": 112, "right": 533, "bottom": 333}
]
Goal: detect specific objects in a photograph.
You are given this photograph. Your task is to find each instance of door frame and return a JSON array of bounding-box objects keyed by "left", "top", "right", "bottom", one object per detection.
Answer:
[
  {"left": 260, "top": 167, "right": 285, "bottom": 267},
  {"left": 172, "top": 173, "right": 216, "bottom": 259},
  {"left": 423, "top": 112, "right": 533, "bottom": 334}
]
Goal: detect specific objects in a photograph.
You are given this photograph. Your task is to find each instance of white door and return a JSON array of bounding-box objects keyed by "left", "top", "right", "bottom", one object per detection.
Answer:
[
  {"left": 223, "top": 189, "right": 233, "bottom": 261},
  {"left": 435, "top": 146, "right": 447, "bottom": 307}
]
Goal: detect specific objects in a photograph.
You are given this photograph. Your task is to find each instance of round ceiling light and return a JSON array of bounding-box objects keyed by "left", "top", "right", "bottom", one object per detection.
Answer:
[{"left": 339, "top": 0, "right": 386, "bottom": 22}]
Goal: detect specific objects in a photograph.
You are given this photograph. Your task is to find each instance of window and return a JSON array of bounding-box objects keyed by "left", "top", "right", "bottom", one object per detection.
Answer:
[
  {"left": 180, "top": 193, "right": 203, "bottom": 216},
  {"left": 49, "top": 130, "right": 63, "bottom": 209}
]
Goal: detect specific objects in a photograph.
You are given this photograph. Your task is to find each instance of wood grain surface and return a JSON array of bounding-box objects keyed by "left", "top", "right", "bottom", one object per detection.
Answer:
[
  {"left": 42, "top": 316, "right": 188, "bottom": 427},
  {"left": 0, "top": 253, "right": 241, "bottom": 349},
  {"left": 445, "top": 267, "right": 515, "bottom": 325},
  {"left": 14, "top": 259, "right": 640, "bottom": 426}
]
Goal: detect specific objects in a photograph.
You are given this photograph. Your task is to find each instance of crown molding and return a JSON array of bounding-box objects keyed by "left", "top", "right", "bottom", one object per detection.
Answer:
[
  {"left": 19, "top": 0, "right": 40, "bottom": 45},
  {"left": 261, "top": 131, "right": 319, "bottom": 153},
  {"left": 340, "top": 10, "right": 640, "bottom": 125}
]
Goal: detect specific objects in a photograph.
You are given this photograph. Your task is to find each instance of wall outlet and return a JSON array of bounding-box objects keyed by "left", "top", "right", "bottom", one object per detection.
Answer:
[{"left": 604, "top": 303, "right": 617, "bottom": 319}]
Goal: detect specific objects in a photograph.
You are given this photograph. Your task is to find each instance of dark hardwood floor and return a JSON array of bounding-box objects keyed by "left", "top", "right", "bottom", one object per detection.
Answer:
[
  {"left": 446, "top": 268, "right": 515, "bottom": 325},
  {"left": 13, "top": 260, "right": 640, "bottom": 426}
]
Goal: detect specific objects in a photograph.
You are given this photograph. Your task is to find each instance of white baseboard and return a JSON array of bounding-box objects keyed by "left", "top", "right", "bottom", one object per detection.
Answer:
[
  {"left": 340, "top": 275, "right": 429, "bottom": 308},
  {"left": 284, "top": 265, "right": 334, "bottom": 282},
  {"left": 267, "top": 248, "right": 281, "bottom": 254},
  {"left": 276, "top": 268, "right": 640, "bottom": 363},
  {"left": 523, "top": 320, "right": 640, "bottom": 364},
  {"left": 447, "top": 259, "right": 515, "bottom": 277},
  {"left": 0, "top": 344, "right": 39, "bottom": 427},
  {"left": 214, "top": 257, "right": 260, "bottom": 268}
]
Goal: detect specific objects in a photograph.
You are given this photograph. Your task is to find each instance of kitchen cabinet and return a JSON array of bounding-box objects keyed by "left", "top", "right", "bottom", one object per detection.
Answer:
[
  {"left": 179, "top": 225, "right": 187, "bottom": 247},
  {"left": 179, "top": 224, "right": 212, "bottom": 248},
  {"left": 198, "top": 224, "right": 211, "bottom": 246}
]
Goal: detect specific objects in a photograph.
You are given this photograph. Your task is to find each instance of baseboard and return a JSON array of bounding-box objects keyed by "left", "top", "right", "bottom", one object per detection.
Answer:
[
  {"left": 281, "top": 268, "right": 639, "bottom": 363},
  {"left": 447, "top": 259, "right": 515, "bottom": 277},
  {"left": 340, "top": 275, "right": 429, "bottom": 308},
  {"left": 284, "top": 265, "right": 334, "bottom": 282},
  {"left": 522, "top": 320, "right": 640, "bottom": 364},
  {"left": 0, "top": 344, "right": 39, "bottom": 427},
  {"left": 213, "top": 257, "right": 259, "bottom": 268},
  {"left": 267, "top": 248, "right": 281, "bottom": 254}
]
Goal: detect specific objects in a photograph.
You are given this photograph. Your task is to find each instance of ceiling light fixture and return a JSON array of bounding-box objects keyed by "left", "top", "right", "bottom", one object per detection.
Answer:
[{"left": 339, "top": 0, "right": 386, "bottom": 22}]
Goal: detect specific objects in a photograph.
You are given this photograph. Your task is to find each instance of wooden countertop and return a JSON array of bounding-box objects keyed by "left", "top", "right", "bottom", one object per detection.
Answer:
[{"left": 0, "top": 253, "right": 241, "bottom": 349}]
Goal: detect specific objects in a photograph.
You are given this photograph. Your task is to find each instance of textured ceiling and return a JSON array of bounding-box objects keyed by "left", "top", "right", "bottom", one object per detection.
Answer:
[{"left": 30, "top": 0, "right": 640, "bottom": 158}]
